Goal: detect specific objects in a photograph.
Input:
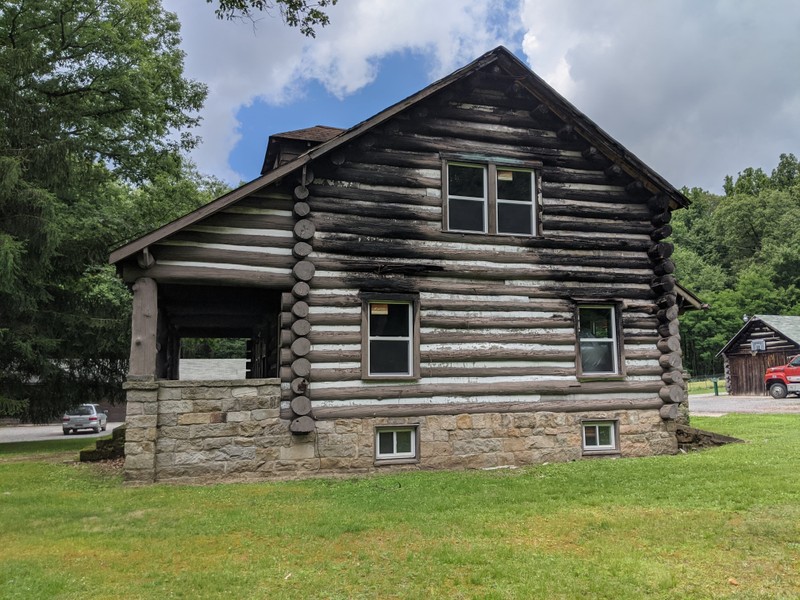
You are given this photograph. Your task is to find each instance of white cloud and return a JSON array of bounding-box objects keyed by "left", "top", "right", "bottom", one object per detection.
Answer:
[
  {"left": 164, "top": 0, "right": 521, "bottom": 182},
  {"left": 519, "top": 0, "right": 800, "bottom": 191}
]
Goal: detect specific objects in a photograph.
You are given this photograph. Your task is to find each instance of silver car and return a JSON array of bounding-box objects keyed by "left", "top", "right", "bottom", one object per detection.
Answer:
[{"left": 62, "top": 404, "right": 108, "bottom": 435}]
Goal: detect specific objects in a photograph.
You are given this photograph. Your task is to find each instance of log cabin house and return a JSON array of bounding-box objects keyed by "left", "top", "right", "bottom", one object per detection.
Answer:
[
  {"left": 110, "top": 46, "right": 691, "bottom": 483},
  {"left": 718, "top": 315, "right": 800, "bottom": 395}
]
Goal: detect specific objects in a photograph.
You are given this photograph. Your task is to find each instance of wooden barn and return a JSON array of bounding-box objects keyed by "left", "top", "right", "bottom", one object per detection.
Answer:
[
  {"left": 110, "top": 46, "right": 692, "bottom": 483},
  {"left": 718, "top": 315, "right": 800, "bottom": 395}
]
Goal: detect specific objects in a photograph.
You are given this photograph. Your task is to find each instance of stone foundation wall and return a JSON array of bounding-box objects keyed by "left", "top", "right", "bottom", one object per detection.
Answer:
[{"left": 123, "top": 379, "right": 678, "bottom": 483}]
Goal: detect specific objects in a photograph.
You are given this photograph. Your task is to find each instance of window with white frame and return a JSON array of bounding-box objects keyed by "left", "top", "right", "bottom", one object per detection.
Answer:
[
  {"left": 364, "top": 299, "right": 417, "bottom": 378},
  {"left": 445, "top": 161, "right": 537, "bottom": 236},
  {"left": 375, "top": 426, "right": 417, "bottom": 461},
  {"left": 577, "top": 305, "right": 620, "bottom": 375},
  {"left": 582, "top": 421, "right": 618, "bottom": 452}
]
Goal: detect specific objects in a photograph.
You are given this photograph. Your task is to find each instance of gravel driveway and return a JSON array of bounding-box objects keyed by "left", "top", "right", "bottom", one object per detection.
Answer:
[{"left": 689, "top": 393, "right": 800, "bottom": 416}]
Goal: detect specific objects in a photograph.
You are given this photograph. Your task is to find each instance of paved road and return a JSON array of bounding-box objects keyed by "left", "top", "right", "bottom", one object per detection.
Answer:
[
  {"left": 0, "top": 422, "right": 124, "bottom": 444},
  {"left": 689, "top": 393, "right": 800, "bottom": 416}
]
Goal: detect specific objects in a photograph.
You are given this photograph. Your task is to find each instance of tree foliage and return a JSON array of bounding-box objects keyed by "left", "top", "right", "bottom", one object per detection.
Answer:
[
  {"left": 674, "top": 154, "right": 800, "bottom": 376},
  {"left": 0, "top": 0, "right": 210, "bottom": 420},
  {"left": 210, "top": 0, "right": 337, "bottom": 37}
]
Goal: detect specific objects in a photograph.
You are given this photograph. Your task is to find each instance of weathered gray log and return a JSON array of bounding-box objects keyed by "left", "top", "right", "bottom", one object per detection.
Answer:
[
  {"left": 291, "top": 337, "right": 311, "bottom": 357},
  {"left": 659, "top": 403, "right": 680, "bottom": 420},
  {"left": 293, "top": 219, "right": 316, "bottom": 241},
  {"left": 604, "top": 165, "right": 623, "bottom": 179},
  {"left": 657, "top": 305, "right": 680, "bottom": 323},
  {"left": 657, "top": 336, "right": 682, "bottom": 354},
  {"left": 152, "top": 244, "right": 296, "bottom": 271},
  {"left": 659, "top": 385, "right": 684, "bottom": 404},
  {"left": 280, "top": 292, "right": 294, "bottom": 311},
  {"left": 292, "top": 241, "right": 313, "bottom": 259},
  {"left": 292, "top": 281, "right": 310, "bottom": 298},
  {"left": 280, "top": 330, "right": 295, "bottom": 347},
  {"left": 653, "top": 259, "right": 676, "bottom": 276},
  {"left": 294, "top": 397, "right": 665, "bottom": 420},
  {"left": 120, "top": 263, "right": 296, "bottom": 288},
  {"left": 661, "top": 370, "right": 685, "bottom": 386},
  {"left": 289, "top": 416, "right": 315, "bottom": 434},
  {"left": 128, "top": 277, "right": 158, "bottom": 378},
  {"left": 293, "top": 185, "right": 310, "bottom": 200},
  {"left": 306, "top": 379, "right": 662, "bottom": 402},
  {"left": 291, "top": 377, "right": 309, "bottom": 395},
  {"left": 299, "top": 166, "right": 314, "bottom": 185},
  {"left": 659, "top": 353, "right": 683, "bottom": 370},
  {"left": 291, "top": 301, "right": 310, "bottom": 319},
  {"left": 291, "top": 358, "right": 311, "bottom": 378},
  {"left": 293, "top": 260, "right": 316, "bottom": 282},
  {"left": 657, "top": 320, "right": 680, "bottom": 338},
  {"left": 278, "top": 311, "right": 294, "bottom": 330},
  {"left": 291, "top": 319, "right": 311, "bottom": 336},
  {"left": 294, "top": 201, "right": 311, "bottom": 218},
  {"left": 136, "top": 248, "right": 155, "bottom": 269},
  {"left": 290, "top": 395, "right": 312, "bottom": 416}
]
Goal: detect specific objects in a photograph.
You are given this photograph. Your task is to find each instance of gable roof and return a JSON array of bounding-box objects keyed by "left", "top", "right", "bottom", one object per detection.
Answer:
[
  {"left": 718, "top": 314, "right": 800, "bottom": 356},
  {"left": 109, "top": 46, "right": 691, "bottom": 266}
]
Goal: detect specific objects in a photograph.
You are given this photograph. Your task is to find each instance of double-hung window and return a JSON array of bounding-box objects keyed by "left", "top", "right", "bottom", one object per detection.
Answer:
[
  {"left": 582, "top": 421, "right": 618, "bottom": 453},
  {"left": 362, "top": 296, "right": 419, "bottom": 379},
  {"left": 577, "top": 305, "right": 621, "bottom": 376},
  {"left": 444, "top": 160, "right": 539, "bottom": 236}
]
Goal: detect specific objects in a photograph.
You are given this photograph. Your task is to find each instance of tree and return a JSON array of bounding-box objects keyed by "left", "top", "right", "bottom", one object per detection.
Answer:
[
  {"left": 209, "top": 0, "right": 337, "bottom": 36},
  {"left": 0, "top": 0, "right": 207, "bottom": 420}
]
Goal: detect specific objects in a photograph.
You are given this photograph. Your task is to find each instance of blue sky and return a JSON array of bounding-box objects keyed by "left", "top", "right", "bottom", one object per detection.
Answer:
[{"left": 165, "top": 0, "right": 800, "bottom": 193}]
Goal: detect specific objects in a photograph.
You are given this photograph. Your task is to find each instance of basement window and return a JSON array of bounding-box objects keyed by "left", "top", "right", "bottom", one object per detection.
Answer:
[
  {"left": 582, "top": 421, "right": 618, "bottom": 454},
  {"left": 375, "top": 426, "right": 418, "bottom": 462},
  {"left": 443, "top": 160, "right": 539, "bottom": 236}
]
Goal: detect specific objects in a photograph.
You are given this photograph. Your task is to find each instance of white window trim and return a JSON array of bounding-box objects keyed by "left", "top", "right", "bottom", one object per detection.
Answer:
[
  {"left": 375, "top": 426, "right": 418, "bottom": 462},
  {"left": 367, "top": 300, "right": 413, "bottom": 377},
  {"left": 578, "top": 304, "right": 620, "bottom": 376},
  {"left": 446, "top": 162, "right": 488, "bottom": 234},
  {"left": 582, "top": 421, "right": 618, "bottom": 453}
]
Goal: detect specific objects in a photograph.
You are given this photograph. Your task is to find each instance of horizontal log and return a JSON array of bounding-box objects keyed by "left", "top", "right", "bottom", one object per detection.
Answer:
[
  {"left": 656, "top": 293, "right": 677, "bottom": 309},
  {"left": 651, "top": 210, "right": 672, "bottom": 227},
  {"left": 171, "top": 229, "right": 295, "bottom": 251},
  {"left": 291, "top": 377, "right": 309, "bottom": 395},
  {"left": 647, "top": 242, "right": 674, "bottom": 261},
  {"left": 280, "top": 292, "right": 294, "bottom": 312},
  {"left": 659, "top": 403, "right": 680, "bottom": 420},
  {"left": 280, "top": 330, "right": 295, "bottom": 347},
  {"left": 152, "top": 244, "right": 295, "bottom": 271},
  {"left": 659, "top": 353, "right": 683, "bottom": 370},
  {"left": 291, "top": 338, "right": 311, "bottom": 357},
  {"left": 657, "top": 336, "right": 682, "bottom": 354},
  {"left": 120, "top": 264, "right": 293, "bottom": 288},
  {"left": 294, "top": 219, "right": 315, "bottom": 241},
  {"left": 650, "top": 224, "right": 673, "bottom": 241},
  {"left": 293, "top": 185, "right": 309, "bottom": 200},
  {"left": 291, "top": 319, "right": 311, "bottom": 336},
  {"left": 309, "top": 183, "right": 442, "bottom": 208},
  {"left": 326, "top": 164, "right": 440, "bottom": 190},
  {"left": 293, "top": 242, "right": 313, "bottom": 259},
  {"left": 291, "top": 301, "right": 310, "bottom": 319},
  {"left": 299, "top": 397, "right": 665, "bottom": 420},
  {"left": 292, "top": 358, "right": 311, "bottom": 378},
  {"left": 278, "top": 311, "right": 294, "bottom": 330},
  {"left": 651, "top": 275, "right": 676, "bottom": 295},
  {"left": 199, "top": 211, "right": 295, "bottom": 231},
  {"left": 648, "top": 194, "right": 670, "bottom": 212},
  {"left": 307, "top": 379, "right": 662, "bottom": 402},
  {"left": 290, "top": 395, "right": 312, "bottom": 416},
  {"left": 659, "top": 385, "right": 684, "bottom": 404},
  {"left": 293, "top": 260, "right": 316, "bottom": 282},
  {"left": 311, "top": 365, "right": 578, "bottom": 383},
  {"left": 289, "top": 415, "right": 315, "bottom": 434},
  {"left": 308, "top": 196, "right": 441, "bottom": 222},
  {"left": 653, "top": 259, "right": 675, "bottom": 277},
  {"left": 657, "top": 320, "right": 680, "bottom": 338},
  {"left": 542, "top": 217, "right": 651, "bottom": 236},
  {"left": 661, "top": 370, "right": 684, "bottom": 386},
  {"left": 294, "top": 201, "right": 311, "bottom": 218},
  {"left": 657, "top": 305, "right": 680, "bottom": 323},
  {"left": 292, "top": 281, "right": 310, "bottom": 298}
]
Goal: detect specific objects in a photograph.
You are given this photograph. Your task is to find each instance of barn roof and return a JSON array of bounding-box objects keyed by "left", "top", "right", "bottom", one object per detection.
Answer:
[
  {"left": 110, "top": 46, "right": 691, "bottom": 266},
  {"left": 717, "top": 315, "right": 800, "bottom": 357}
]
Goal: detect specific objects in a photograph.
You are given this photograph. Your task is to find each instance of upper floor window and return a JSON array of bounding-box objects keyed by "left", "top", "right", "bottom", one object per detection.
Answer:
[
  {"left": 577, "top": 305, "right": 622, "bottom": 376},
  {"left": 444, "top": 160, "right": 539, "bottom": 236}
]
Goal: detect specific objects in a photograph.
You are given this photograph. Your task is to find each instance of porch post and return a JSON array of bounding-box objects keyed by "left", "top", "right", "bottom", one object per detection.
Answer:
[{"left": 129, "top": 277, "right": 158, "bottom": 379}]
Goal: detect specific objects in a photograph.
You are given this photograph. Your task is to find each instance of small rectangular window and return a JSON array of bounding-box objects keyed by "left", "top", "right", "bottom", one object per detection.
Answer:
[
  {"left": 577, "top": 305, "right": 620, "bottom": 376},
  {"left": 496, "top": 169, "right": 534, "bottom": 235},
  {"left": 582, "top": 421, "right": 618, "bottom": 453},
  {"left": 375, "top": 426, "right": 417, "bottom": 461},
  {"left": 362, "top": 296, "right": 419, "bottom": 379}
]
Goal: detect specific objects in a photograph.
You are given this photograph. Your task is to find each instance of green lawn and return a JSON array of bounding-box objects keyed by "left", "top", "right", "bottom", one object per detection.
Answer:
[{"left": 1, "top": 415, "right": 798, "bottom": 599}]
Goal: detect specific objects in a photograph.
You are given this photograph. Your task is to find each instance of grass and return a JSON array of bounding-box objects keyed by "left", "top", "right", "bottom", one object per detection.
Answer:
[
  {"left": 687, "top": 377, "right": 725, "bottom": 395},
  {"left": 1, "top": 415, "right": 799, "bottom": 599},
  {"left": 0, "top": 436, "right": 109, "bottom": 457}
]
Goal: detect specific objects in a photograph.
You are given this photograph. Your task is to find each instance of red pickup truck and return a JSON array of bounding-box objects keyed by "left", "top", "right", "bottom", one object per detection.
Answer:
[{"left": 764, "top": 355, "right": 800, "bottom": 398}]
